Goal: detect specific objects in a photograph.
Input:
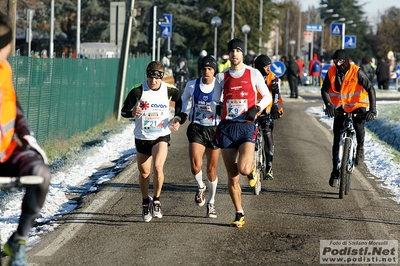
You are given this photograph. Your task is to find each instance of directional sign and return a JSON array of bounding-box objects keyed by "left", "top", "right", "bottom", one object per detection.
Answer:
[
  {"left": 160, "top": 14, "right": 172, "bottom": 38},
  {"left": 344, "top": 35, "right": 356, "bottom": 48},
  {"left": 306, "top": 24, "right": 322, "bottom": 31},
  {"left": 321, "top": 64, "right": 332, "bottom": 79},
  {"left": 161, "top": 14, "right": 172, "bottom": 26},
  {"left": 270, "top": 61, "right": 286, "bottom": 78},
  {"left": 396, "top": 65, "right": 400, "bottom": 78},
  {"left": 161, "top": 25, "right": 171, "bottom": 37},
  {"left": 330, "top": 23, "right": 343, "bottom": 36}
]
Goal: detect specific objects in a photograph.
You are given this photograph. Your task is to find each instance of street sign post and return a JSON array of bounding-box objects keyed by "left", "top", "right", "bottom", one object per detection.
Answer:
[
  {"left": 344, "top": 35, "right": 356, "bottom": 48},
  {"left": 271, "top": 61, "right": 286, "bottom": 78},
  {"left": 306, "top": 24, "right": 322, "bottom": 31}
]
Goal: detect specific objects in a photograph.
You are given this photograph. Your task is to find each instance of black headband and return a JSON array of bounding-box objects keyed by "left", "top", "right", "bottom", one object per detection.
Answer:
[
  {"left": 0, "top": 29, "right": 12, "bottom": 49},
  {"left": 146, "top": 70, "right": 164, "bottom": 79}
]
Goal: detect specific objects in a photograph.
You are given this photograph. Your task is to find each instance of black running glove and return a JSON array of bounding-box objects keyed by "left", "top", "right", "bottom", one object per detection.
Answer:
[
  {"left": 365, "top": 109, "right": 377, "bottom": 122},
  {"left": 176, "top": 112, "right": 188, "bottom": 124},
  {"left": 215, "top": 103, "right": 223, "bottom": 116},
  {"left": 325, "top": 103, "right": 335, "bottom": 118},
  {"left": 270, "top": 105, "right": 280, "bottom": 120},
  {"left": 244, "top": 105, "right": 260, "bottom": 121}
]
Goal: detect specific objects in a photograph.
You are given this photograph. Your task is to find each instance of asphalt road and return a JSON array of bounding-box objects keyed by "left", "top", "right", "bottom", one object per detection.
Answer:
[{"left": 4, "top": 96, "right": 400, "bottom": 265}]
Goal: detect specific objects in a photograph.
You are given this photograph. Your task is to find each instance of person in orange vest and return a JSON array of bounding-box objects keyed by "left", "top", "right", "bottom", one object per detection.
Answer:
[
  {"left": 321, "top": 49, "right": 377, "bottom": 187},
  {"left": 254, "top": 55, "right": 284, "bottom": 180},
  {"left": 0, "top": 12, "right": 51, "bottom": 265}
]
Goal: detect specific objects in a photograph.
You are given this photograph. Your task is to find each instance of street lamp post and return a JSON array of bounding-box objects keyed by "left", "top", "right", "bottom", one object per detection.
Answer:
[
  {"left": 211, "top": 16, "right": 222, "bottom": 58},
  {"left": 289, "top": 39, "right": 295, "bottom": 55},
  {"left": 241, "top": 24, "right": 251, "bottom": 55}
]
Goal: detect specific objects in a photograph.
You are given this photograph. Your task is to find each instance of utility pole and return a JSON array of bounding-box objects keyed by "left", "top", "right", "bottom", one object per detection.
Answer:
[
  {"left": 8, "top": 0, "right": 17, "bottom": 55},
  {"left": 114, "top": 0, "right": 135, "bottom": 121}
]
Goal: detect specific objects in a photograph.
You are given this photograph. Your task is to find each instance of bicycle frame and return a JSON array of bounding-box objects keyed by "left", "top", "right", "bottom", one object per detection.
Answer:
[
  {"left": 252, "top": 121, "right": 265, "bottom": 195},
  {"left": 337, "top": 115, "right": 357, "bottom": 173}
]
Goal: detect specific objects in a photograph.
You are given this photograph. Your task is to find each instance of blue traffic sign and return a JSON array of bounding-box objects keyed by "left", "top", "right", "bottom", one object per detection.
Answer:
[
  {"left": 321, "top": 64, "right": 332, "bottom": 79},
  {"left": 161, "top": 14, "right": 172, "bottom": 38},
  {"left": 306, "top": 24, "right": 322, "bottom": 31},
  {"left": 161, "top": 25, "right": 171, "bottom": 37},
  {"left": 270, "top": 61, "right": 286, "bottom": 77},
  {"left": 396, "top": 65, "right": 400, "bottom": 78},
  {"left": 330, "top": 23, "right": 342, "bottom": 36},
  {"left": 161, "top": 14, "right": 172, "bottom": 25},
  {"left": 344, "top": 35, "right": 356, "bottom": 48}
]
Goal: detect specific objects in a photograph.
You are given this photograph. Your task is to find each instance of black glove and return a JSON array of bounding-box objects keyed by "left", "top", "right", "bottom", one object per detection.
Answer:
[
  {"left": 365, "top": 109, "right": 377, "bottom": 122},
  {"left": 270, "top": 105, "right": 280, "bottom": 120},
  {"left": 270, "top": 79, "right": 279, "bottom": 93},
  {"left": 325, "top": 103, "right": 335, "bottom": 118},
  {"left": 244, "top": 105, "right": 260, "bottom": 121},
  {"left": 215, "top": 104, "right": 223, "bottom": 116},
  {"left": 176, "top": 112, "right": 188, "bottom": 124}
]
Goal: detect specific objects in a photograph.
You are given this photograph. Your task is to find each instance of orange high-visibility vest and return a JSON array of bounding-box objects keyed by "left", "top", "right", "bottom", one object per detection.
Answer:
[
  {"left": 0, "top": 61, "right": 19, "bottom": 162},
  {"left": 327, "top": 64, "right": 369, "bottom": 112},
  {"left": 257, "top": 71, "right": 284, "bottom": 114}
]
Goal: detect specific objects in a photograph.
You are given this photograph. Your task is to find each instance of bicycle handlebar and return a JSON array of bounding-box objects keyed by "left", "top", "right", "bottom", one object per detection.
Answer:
[{"left": 0, "top": 175, "right": 44, "bottom": 188}]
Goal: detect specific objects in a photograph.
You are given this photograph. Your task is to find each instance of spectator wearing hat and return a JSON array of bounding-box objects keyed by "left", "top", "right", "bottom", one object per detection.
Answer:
[
  {"left": 180, "top": 55, "right": 221, "bottom": 218},
  {"left": 211, "top": 38, "right": 272, "bottom": 228}
]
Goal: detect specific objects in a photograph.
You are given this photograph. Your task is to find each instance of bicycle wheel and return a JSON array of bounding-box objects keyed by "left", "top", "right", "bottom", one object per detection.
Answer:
[
  {"left": 252, "top": 135, "right": 263, "bottom": 195},
  {"left": 339, "top": 138, "right": 351, "bottom": 199}
]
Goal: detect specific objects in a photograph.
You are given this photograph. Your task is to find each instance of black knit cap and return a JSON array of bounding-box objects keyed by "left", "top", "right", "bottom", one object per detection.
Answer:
[
  {"left": 254, "top": 55, "right": 272, "bottom": 76},
  {"left": 332, "top": 49, "right": 350, "bottom": 73},
  {"left": 228, "top": 38, "right": 245, "bottom": 54},
  {"left": 200, "top": 55, "right": 217, "bottom": 73}
]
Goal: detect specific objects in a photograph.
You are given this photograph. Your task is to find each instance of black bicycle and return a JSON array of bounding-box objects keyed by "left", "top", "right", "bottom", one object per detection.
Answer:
[
  {"left": 335, "top": 112, "right": 364, "bottom": 199},
  {"left": 252, "top": 122, "right": 266, "bottom": 195}
]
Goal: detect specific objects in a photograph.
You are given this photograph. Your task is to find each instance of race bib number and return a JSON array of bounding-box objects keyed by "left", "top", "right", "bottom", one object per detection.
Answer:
[
  {"left": 194, "top": 104, "right": 214, "bottom": 126},
  {"left": 226, "top": 99, "right": 247, "bottom": 120},
  {"left": 142, "top": 112, "right": 163, "bottom": 133}
]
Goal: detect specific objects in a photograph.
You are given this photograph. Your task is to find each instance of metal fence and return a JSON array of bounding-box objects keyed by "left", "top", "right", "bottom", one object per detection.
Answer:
[{"left": 8, "top": 54, "right": 151, "bottom": 145}]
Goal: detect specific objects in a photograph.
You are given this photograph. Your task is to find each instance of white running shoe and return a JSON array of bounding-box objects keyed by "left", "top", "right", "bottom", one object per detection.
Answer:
[{"left": 142, "top": 196, "right": 153, "bottom": 222}]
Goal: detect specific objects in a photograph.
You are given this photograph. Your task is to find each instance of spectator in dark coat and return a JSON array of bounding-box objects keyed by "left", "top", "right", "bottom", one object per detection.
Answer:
[
  {"left": 375, "top": 57, "right": 390, "bottom": 90},
  {"left": 287, "top": 55, "right": 300, "bottom": 98},
  {"left": 360, "top": 57, "right": 375, "bottom": 85},
  {"left": 280, "top": 55, "right": 288, "bottom": 87}
]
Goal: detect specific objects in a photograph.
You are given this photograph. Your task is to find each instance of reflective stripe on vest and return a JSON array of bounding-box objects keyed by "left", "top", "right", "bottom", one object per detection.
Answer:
[{"left": 327, "top": 64, "right": 369, "bottom": 112}]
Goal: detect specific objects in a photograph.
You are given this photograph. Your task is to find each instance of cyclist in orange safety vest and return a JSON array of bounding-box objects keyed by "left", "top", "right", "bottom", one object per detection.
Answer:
[
  {"left": 321, "top": 49, "right": 377, "bottom": 187},
  {"left": 254, "top": 54, "right": 284, "bottom": 180},
  {"left": 0, "top": 12, "right": 51, "bottom": 266}
]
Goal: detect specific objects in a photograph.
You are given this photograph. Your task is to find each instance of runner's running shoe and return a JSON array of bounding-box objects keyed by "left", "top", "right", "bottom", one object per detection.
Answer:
[
  {"left": 142, "top": 196, "right": 153, "bottom": 222},
  {"left": 206, "top": 203, "right": 217, "bottom": 218},
  {"left": 153, "top": 200, "right": 163, "bottom": 218},
  {"left": 247, "top": 168, "right": 259, "bottom": 187},
  {"left": 4, "top": 234, "right": 28, "bottom": 266},
  {"left": 265, "top": 166, "right": 274, "bottom": 180},
  {"left": 230, "top": 212, "right": 245, "bottom": 228},
  {"left": 195, "top": 186, "right": 206, "bottom": 206}
]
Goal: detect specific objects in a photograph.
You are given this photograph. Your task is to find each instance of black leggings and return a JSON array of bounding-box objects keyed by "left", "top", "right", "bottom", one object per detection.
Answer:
[{"left": 0, "top": 147, "right": 51, "bottom": 237}]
